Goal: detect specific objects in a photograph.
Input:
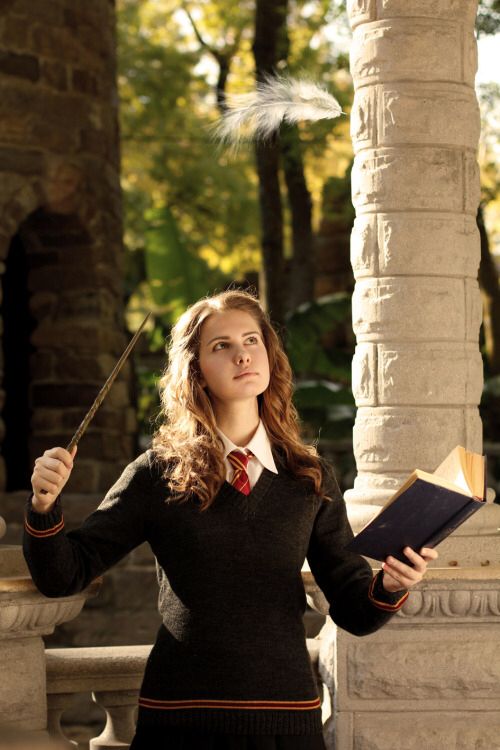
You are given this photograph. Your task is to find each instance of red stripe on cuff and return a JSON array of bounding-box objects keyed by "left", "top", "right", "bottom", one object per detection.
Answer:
[
  {"left": 24, "top": 516, "right": 65, "bottom": 538},
  {"left": 368, "top": 575, "right": 409, "bottom": 611}
]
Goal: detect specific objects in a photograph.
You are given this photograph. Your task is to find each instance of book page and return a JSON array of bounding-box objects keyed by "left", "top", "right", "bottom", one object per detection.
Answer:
[
  {"left": 433, "top": 446, "right": 472, "bottom": 495},
  {"left": 414, "top": 469, "right": 474, "bottom": 497},
  {"left": 471, "top": 453, "right": 486, "bottom": 498}
]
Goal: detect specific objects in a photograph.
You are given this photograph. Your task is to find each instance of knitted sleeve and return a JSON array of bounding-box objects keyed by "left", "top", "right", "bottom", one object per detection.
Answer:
[
  {"left": 306, "top": 462, "right": 408, "bottom": 636},
  {"left": 23, "top": 451, "right": 153, "bottom": 598}
]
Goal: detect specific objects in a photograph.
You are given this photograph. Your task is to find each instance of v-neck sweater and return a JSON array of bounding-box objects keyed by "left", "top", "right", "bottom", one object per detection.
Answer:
[{"left": 23, "top": 449, "right": 408, "bottom": 735}]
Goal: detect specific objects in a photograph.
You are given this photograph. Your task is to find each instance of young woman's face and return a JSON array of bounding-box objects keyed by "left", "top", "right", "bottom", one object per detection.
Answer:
[{"left": 198, "top": 309, "right": 270, "bottom": 406}]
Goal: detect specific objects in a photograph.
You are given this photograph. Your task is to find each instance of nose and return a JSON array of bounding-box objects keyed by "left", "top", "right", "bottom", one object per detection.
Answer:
[{"left": 234, "top": 347, "right": 250, "bottom": 365}]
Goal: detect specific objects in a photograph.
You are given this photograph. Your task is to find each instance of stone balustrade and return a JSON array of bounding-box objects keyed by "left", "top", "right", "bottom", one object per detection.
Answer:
[
  {"left": 0, "top": 545, "right": 99, "bottom": 735},
  {"left": 45, "top": 640, "right": 324, "bottom": 749},
  {"left": 45, "top": 645, "right": 151, "bottom": 750}
]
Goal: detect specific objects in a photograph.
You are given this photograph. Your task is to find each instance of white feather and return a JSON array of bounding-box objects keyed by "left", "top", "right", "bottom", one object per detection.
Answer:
[{"left": 212, "top": 74, "right": 344, "bottom": 148}]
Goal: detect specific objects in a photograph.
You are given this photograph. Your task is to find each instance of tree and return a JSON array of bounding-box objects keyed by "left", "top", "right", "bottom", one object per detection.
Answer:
[
  {"left": 476, "top": 0, "right": 500, "bottom": 35},
  {"left": 118, "top": 0, "right": 262, "bottom": 334},
  {"left": 477, "top": 82, "right": 500, "bottom": 374}
]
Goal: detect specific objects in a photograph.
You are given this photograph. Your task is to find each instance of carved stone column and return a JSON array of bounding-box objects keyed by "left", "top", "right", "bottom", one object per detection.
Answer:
[
  {"left": 311, "top": 3, "right": 500, "bottom": 748},
  {"left": 345, "top": 0, "right": 500, "bottom": 566}
]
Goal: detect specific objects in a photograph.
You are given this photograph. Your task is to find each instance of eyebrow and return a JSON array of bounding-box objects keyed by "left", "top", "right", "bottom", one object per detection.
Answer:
[{"left": 206, "top": 331, "right": 261, "bottom": 346}]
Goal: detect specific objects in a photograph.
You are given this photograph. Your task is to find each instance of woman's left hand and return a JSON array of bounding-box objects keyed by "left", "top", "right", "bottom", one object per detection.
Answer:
[{"left": 382, "top": 546, "right": 438, "bottom": 592}]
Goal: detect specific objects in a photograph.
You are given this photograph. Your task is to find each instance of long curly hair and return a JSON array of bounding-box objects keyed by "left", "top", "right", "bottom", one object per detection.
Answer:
[{"left": 151, "top": 289, "right": 326, "bottom": 509}]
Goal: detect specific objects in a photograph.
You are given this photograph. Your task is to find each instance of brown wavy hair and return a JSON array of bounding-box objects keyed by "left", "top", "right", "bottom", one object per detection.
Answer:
[{"left": 151, "top": 288, "right": 327, "bottom": 509}]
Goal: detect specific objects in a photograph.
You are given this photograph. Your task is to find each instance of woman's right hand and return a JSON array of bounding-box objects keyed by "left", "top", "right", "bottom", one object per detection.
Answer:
[{"left": 31, "top": 446, "right": 77, "bottom": 513}]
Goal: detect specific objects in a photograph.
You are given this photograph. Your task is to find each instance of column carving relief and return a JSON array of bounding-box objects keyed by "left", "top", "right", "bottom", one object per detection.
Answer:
[{"left": 344, "top": 1, "right": 499, "bottom": 564}]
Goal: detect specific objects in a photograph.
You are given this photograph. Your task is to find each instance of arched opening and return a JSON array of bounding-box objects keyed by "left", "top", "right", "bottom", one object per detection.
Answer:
[{"left": 2, "top": 232, "right": 37, "bottom": 491}]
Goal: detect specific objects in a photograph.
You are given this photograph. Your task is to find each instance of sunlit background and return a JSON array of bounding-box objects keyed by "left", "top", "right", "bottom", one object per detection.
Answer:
[{"left": 116, "top": 1, "right": 500, "bottom": 479}]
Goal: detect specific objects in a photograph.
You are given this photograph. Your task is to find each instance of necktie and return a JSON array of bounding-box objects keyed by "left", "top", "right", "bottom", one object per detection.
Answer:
[{"left": 227, "top": 450, "right": 253, "bottom": 495}]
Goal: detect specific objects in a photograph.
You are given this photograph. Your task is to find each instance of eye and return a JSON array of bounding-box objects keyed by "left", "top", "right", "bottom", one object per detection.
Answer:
[{"left": 213, "top": 341, "right": 228, "bottom": 351}]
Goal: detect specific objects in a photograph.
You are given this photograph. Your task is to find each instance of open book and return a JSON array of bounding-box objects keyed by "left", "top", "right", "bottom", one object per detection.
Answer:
[{"left": 346, "top": 445, "right": 487, "bottom": 563}]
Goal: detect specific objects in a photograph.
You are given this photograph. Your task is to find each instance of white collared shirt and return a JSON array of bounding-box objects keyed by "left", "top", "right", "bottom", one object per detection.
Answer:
[{"left": 216, "top": 420, "right": 278, "bottom": 490}]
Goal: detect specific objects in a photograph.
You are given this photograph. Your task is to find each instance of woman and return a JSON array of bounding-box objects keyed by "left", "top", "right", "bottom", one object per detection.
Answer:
[{"left": 24, "top": 289, "right": 437, "bottom": 749}]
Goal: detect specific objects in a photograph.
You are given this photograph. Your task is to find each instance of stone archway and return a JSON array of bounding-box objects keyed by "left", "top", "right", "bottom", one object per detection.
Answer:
[{"left": 0, "top": 186, "right": 138, "bottom": 496}]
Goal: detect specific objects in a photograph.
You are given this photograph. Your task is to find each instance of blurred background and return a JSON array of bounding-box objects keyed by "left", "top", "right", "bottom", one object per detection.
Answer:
[{"left": 118, "top": 0, "right": 500, "bottom": 490}]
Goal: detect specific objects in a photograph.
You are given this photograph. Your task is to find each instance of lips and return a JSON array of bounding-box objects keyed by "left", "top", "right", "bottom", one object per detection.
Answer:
[{"left": 234, "top": 371, "right": 258, "bottom": 379}]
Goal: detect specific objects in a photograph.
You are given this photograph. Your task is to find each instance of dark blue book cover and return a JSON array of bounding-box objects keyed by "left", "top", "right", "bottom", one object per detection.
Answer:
[{"left": 346, "top": 478, "right": 485, "bottom": 564}]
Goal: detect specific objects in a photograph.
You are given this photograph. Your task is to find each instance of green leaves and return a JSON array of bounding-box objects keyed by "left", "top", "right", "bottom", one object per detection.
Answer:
[
  {"left": 144, "top": 205, "right": 226, "bottom": 324},
  {"left": 285, "top": 294, "right": 355, "bottom": 440},
  {"left": 293, "top": 380, "right": 355, "bottom": 441},
  {"left": 285, "top": 293, "right": 352, "bottom": 380}
]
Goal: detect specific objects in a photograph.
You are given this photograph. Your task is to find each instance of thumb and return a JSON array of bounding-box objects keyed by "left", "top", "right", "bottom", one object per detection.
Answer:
[{"left": 70, "top": 445, "right": 78, "bottom": 458}]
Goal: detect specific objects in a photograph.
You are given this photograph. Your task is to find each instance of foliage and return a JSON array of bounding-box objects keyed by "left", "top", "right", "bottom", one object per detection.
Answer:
[
  {"left": 476, "top": 0, "right": 500, "bottom": 35},
  {"left": 118, "top": 0, "right": 357, "bottom": 439},
  {"left": 117, "top": 0, "right": 354, "bottom": 307},
  {"left": 285, "top": 294, "right": 355, "bottom": 440},
  {"left": 144, "top": 205, "right": 227, "bottom": 324},
  {"left": 478, "top": 82, "right": 500, "bottom": 261},
  {"left": 117, "top": 0, "right": 500, "bottom": 453},
  {"left": 117, "top": 0, "right": 262, "bottom": 322},
  {"left": 285, "top": 293, "right": 352, "bottom": 379}
]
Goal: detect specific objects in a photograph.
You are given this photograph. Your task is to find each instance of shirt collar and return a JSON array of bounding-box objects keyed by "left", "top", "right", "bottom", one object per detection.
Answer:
[{"left": 216, "top": 420, "right": 278, "bottom": 474}]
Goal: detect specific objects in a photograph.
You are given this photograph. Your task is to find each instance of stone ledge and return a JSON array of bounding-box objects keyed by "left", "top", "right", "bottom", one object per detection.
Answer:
[
  {"left": 303, "top": 567, "right": 500, "bottom": 621},
  {"left": 46, "top": 644, "right": 152, "bottom": 693},
  {"left": 45, "top": 640, "right": 321, "bottom": 696}
]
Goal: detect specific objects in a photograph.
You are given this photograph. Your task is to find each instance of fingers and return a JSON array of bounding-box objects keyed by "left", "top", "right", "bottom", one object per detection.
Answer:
[
  {"left": 31, "top": 447, "right": 76, "bottom": 505},
  {"left": 382, "top": 546, "right": 438, "bottom": 590},
  {"left": 382, "top": 548, "right": 424, "bottom": 587},
  {"left": 42, "top": 447, "right": 75, "bottom": 470},
  {"left": 420, "top": 546, "right": 439, "bottom": 561},
  {"left": 402, "top": 546, "right": 428, "bottom": 573}
]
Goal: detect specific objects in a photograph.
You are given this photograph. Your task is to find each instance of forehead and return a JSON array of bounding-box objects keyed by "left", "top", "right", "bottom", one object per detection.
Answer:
[{"left": 200, "top": 309, "right": 261, "bottom": 341}]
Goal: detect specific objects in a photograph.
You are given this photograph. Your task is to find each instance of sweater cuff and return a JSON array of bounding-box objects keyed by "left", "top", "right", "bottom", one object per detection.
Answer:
[
  {"left": 24, "top": 493, "right": 64, "bottom": 538},
  {"left": 368, "top": 570, "right": 409, "bottom": 612}
]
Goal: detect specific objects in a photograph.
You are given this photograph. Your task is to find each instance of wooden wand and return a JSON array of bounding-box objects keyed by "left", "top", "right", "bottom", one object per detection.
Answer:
[
  {"left": 66, "top": 311, "right": 151, "bottom": 451},
  {"left": 40, "top": 311, "right": 151, "bottom": 493}
]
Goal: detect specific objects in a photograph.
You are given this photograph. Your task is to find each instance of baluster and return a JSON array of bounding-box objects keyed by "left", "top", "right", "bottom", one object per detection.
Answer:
[
  {"left": 47, "top": 692, "right": 79, "bottom": 748},
  {"left": 90, "top": 689, "right": 138, "bottom": 750}
]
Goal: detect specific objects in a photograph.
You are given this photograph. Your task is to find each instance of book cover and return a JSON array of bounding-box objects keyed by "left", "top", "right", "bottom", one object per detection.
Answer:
[{"left": 346, "top": 476, "right": 485, "bottom": 564}]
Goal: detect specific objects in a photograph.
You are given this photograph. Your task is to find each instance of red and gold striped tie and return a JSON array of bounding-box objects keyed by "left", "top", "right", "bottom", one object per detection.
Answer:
[{"left": 228, "top": 450, "right": 253, "bottom": 496}]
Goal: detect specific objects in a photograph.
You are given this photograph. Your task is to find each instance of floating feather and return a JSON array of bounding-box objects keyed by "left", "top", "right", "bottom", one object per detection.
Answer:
[{"left": 212, "top": 74, "right": 344, "bottom": 149}]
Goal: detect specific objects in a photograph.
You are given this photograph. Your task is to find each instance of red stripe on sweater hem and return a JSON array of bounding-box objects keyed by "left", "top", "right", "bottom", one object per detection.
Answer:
[
  {"left": 138, "top": 697, "right": 321, "bottom": 711},
  {"left": 24, "top": 516, "right": 64, "bottom": 538}
]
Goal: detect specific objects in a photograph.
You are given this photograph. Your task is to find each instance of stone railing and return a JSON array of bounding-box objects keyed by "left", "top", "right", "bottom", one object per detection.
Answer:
[
  {"left": 45, "top": 640, "right": 323, "bottom": 749},
  {"left": 46, "top": 645, "right": 151, "bottom": 750}
]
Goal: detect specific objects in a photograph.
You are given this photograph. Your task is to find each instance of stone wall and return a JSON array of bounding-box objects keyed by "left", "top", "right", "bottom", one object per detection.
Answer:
[
  {"left": 0, "top": 0, "right": 137, "bottom": 495},
  {"left": 321, "top": 570, "right": 500, "bottom": 750}
]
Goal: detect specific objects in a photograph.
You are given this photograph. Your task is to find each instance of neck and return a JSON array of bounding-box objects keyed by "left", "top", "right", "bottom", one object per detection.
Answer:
[{"left": 212, "top": 398, "right": 260, "bottom": 447}]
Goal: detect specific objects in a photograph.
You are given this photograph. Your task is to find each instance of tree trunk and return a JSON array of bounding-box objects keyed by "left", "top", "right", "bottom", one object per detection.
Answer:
[
  {"left": 280, "top": 122, "right": 314, "bottom": 308},
  {"left": 477, "top": 204, "right": 500, "bottom": 375},
  {"left": 252, "top": 0, "right": 288, "bottom": 326},
  {"left": 254, "top": 138, "right": 285, "bottom": 326}
]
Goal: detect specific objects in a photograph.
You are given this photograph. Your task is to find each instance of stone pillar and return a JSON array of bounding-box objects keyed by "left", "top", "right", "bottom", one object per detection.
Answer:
[
  {"left": 313, "top": 3, "right": 500, "bottom": 748},
  {"left": 345, "top": 0, "right": 500, "bottom": 565},
  {"left": 0, "top": 555, "right": 99, "bottom": 734},
  {"left": 347, "top": 0, "right": 482, "bottom": 514}
]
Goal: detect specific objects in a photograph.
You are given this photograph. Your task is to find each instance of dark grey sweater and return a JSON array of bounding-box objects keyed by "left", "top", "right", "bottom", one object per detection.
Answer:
[{"left": 23, "top": 449, "right": 408, "bottom": 735}]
